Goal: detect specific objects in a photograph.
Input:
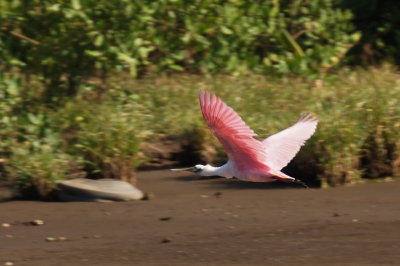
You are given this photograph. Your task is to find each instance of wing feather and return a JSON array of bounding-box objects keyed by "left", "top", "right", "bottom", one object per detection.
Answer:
[
  {"left": 199, "top": 91, "right": 267, "bottom": 169},
  {"left": 262, "top": 114, "right": 318, "bottom": 170}
]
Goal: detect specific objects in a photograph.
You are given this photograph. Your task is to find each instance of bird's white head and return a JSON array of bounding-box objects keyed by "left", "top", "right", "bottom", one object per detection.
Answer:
[
  {"left": 170, "top": 164, "right": 217, "bottom": 176},
  {"left": 188, "top": 164, "right": 206, "bottom": 174}
]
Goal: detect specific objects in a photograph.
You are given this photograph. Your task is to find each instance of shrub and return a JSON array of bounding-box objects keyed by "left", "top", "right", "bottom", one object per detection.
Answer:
[
  {"left": 5, "top": 142, "right": 76, "bottom": 199},
  {"left": 340, "top": 0, "right": 400, "bottom": 65},
  {"left": 0, "top": 0, "right": 358, "bottom": 102},
  {"left": 54, "top": 101, "right": 142, "bottom": 184}
]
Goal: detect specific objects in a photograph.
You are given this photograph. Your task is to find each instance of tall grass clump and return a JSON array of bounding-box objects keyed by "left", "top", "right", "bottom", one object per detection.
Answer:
[
  {"left": 54, "top": 99, "right": 143, "bottom": 185},
  {"left": 5, "top": 139, "right": 76, "bottom": 199},
  {"left": 355, "top": 68, "right": 400, "bottom": 179}
]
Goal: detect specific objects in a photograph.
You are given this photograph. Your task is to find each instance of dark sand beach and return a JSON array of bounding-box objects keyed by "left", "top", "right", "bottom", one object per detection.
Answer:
[{"left": 1, "top": 170, "right": 399, "bottom": 265}]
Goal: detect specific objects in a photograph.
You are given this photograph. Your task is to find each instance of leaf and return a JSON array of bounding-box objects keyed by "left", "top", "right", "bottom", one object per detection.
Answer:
[
  {"left": 6, "top": 78, "right": 20, "bottom": 96},
  {"left": 220, "top": 26, "right": 233, "bottom": 35},
  {"left": 138, "top": 47, "right": 154, "bottom": 58},
  {"left": 351, "top": 32, "right": 362, "bottom": 42},
  {"left": 27, "top": 113, "right": 42, "bottom": 125},
  {"left": 71, "top": 0, "right": 81, "bottom": 10},
  {"left": 85, "top": 50, "right": 102, "bottom": 57},
  {"left": 134, "top": 38, "right": 144, "bottom": 47},
  {"left": 117, "top": 53, "right": 136, "bottom": 63},
  {"left": 182, "top": 32, "right": 192, "bottom": 43},
  {"left": 94, "top": 35, "right": 104, "bottom": 47},
  {"left": 169, "top": 64, "right": 184, "bottom": 71}
]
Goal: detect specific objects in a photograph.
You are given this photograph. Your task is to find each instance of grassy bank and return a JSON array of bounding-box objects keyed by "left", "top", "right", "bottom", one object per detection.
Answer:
[
  {"left": 109, "top": 66, "right": 400, "bottom": 187},
  {"left": 1, "top": 66, "right": 399, "bottom": 197}
]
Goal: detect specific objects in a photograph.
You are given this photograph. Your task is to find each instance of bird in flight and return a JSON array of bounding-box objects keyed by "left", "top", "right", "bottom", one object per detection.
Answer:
[{"left": 172, "top": 91, "right": 318, "bottom": 187}]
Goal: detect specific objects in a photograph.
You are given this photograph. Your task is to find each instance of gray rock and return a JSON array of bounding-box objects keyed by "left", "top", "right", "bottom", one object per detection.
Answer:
[{"left": 57, "top": 178, "right": 144, "bottom": 202}]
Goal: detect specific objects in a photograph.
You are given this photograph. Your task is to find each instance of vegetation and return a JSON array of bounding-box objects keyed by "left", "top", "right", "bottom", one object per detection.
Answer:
[
  {"left": 340, "top": 0, "right": 400, "bottom": 65},
  {"left": 0, "top": 0, "right": 400, "bottom": 197},
  {"left": 1, "top": 66, "right": 400, "bottom": 197},
  {"left": 107, "top": 66, "right": 400, "bottom": 188},
  {"left": 1, "top": 0, "right": 357, "bottom": 99}
]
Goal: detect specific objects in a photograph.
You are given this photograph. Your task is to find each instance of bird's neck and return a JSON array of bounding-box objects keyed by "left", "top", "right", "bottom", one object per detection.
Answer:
[{"left": 201, "top": 164, "right": 233, "bottom": 178}]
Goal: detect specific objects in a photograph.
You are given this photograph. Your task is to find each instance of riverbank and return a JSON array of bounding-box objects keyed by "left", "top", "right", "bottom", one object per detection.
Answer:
[{"left": 1, "top": 170, "right": 399, "bottom": 265}]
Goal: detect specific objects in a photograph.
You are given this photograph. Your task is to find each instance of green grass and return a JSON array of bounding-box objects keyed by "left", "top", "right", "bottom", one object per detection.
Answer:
[
  {"left": 1, "top": 66, "right": 400, "bottom": 197},
  {"left": 5, "top": 142, "right": 75, "bottom": 199},
  {"left": 103, "top": 66, "right": 400, "bottom": 186}
]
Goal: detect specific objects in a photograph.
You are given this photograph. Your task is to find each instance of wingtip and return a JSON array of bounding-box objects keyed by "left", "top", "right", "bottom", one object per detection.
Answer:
[
  {"left": 199, "top": 90, "right": 213, "bottom": 96},
  {"left": 199, "top": 90, "right": 217, "bottom": 106},
  {"left": 199, "top": 90, "right": 204, "bottom": 99},
  {"left": 299, "top": 113, "right": 319, "bottom": 123},
  {"left": 199, "top": 90, "right": 206, "bottom": 106}
]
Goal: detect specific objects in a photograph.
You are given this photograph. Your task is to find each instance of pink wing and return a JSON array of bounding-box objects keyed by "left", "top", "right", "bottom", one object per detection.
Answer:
[
  {"left": 262, "top": 114, "right": 318, "bottom": 171},
  {"left": 199, "top": 91, "right": 267, "bottom": 171}
]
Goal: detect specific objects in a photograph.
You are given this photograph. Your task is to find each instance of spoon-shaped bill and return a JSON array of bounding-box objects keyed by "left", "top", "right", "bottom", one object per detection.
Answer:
[{"left": 169, "top": 167, "right": 197, "bottom": 172}]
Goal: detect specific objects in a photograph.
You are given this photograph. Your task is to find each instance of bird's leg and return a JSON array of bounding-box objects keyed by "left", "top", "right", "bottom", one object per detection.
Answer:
[
  {"left": 270, "top": 171, "right": 309, "bottom": 188},
  {"left": 292, "top": 179, "right": 309, "bottom": 188}
]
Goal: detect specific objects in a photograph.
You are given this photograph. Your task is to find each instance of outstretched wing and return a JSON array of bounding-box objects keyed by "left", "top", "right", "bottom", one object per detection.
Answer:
[
  {"left": 262, "top": 114, "right": 318, "bottom": 171},
  {"left": 199, "top": 91, "right": 267, "bottom": 169}
]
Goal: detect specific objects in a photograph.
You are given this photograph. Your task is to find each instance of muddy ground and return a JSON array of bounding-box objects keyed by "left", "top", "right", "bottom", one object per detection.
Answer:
[{"left": 1, "top": 170, "right": 399, "bottom": 265}]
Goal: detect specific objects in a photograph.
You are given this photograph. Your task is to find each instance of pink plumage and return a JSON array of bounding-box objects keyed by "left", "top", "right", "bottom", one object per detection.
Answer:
[{"left": 198, "top": 91, "right": 318, "bottom": 184}]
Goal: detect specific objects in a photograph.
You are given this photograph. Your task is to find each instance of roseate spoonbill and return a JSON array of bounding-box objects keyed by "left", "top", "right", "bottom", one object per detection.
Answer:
[{"left": 172, "top": 91, "right": 318, "bottom": 187}]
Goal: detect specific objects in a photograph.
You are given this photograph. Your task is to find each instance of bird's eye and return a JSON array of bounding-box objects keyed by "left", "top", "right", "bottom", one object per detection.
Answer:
[{"left": 193, "top": 168, "right": 202, "bottom": 173}]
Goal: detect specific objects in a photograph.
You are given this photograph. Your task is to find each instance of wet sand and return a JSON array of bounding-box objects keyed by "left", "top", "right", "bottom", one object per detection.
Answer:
[{"left": 1, "top": 170, "right": 399, "bottom": 265}]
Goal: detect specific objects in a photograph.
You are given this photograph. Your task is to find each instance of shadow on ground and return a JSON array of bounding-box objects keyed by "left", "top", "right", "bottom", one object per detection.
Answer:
[{"left": 173, "top": 175, "right": 308, "bottom": 190}]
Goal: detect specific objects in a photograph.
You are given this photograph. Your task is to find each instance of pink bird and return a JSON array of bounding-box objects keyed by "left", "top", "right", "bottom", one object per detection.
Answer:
[{"left": 173, "top": 91, "right": 318, "bottom": 187}]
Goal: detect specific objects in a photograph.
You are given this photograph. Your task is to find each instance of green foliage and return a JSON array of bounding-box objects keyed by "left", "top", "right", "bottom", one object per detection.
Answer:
[
  {"left": 53, "top": 100, "right": 142, "bottom": 184},
  {"left": 0, "top": 0, "right": 358, "bottom": 102},
  {"left": 5, "top": 141, "right": 75, "bottom": 199},
  {"left": 0, "top": 73, "right": 143, "bottom": 197},
  {"left": 3, "top": 1, "right": 399, "bottom": 197},
  {"left": 0, "top": 82, "right": 80, "bottom": 198},
  {"left": 356, "top": 67, "right": 400, "bottom": 179},
  {"left": 340, "top": 0, "right": 400, "bottom": 64},
  {"left": 1, "top": 66, "right": 400, "bottom": 195},
  {"left": 0, "top": 72, "right": 25, "bottom": 162}
]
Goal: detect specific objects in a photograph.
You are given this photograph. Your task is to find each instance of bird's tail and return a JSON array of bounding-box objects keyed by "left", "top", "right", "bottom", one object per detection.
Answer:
[{"left": 270, "top": 170, "right": 308, "bottom": 188}]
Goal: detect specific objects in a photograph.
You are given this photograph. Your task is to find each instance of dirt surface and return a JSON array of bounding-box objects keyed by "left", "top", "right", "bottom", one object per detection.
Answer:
[{"left": 1, "top": 170, "right": 400, "bottom": 266}]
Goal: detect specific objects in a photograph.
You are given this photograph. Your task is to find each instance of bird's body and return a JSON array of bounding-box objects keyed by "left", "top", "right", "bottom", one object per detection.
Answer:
[{"left": 173, "top": 91, "right": 318, "bottom": 186}]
